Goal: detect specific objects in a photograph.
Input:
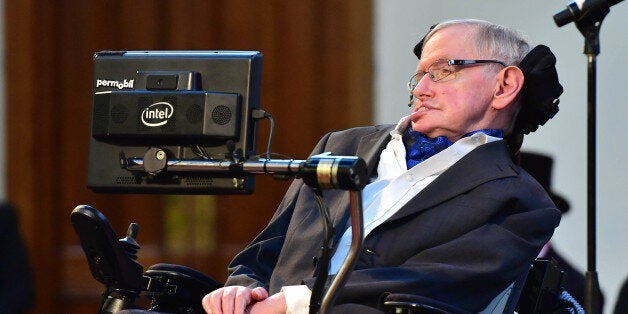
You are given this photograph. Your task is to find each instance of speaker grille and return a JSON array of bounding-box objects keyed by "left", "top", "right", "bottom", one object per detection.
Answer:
[
  {"left": 186, "top": 104, "right": 203, "bottom": 124},
  {"left": 91, "top": 93, "right": 111, "bottom": 136},
  {"left": 211, "top": 105, "right": 232, "bottom": 125},
  {"left": 116, "top": 176, "right": 141, "bottom": 185},
  {"left": 111, "top": 104, "right": 128, "bottom": 124},
  {"left": 185, "top": 177, "right": 214, "bottom": 186}
]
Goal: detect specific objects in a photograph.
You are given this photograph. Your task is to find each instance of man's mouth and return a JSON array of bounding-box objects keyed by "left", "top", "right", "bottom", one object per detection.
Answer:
[{"left": 415, "top": 106, "right": 429, "bottom": 112}]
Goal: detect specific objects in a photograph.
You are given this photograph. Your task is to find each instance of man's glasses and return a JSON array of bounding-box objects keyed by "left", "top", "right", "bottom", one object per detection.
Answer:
[{"left": 407, "top": 59, "right": 507, "bottom": 91}]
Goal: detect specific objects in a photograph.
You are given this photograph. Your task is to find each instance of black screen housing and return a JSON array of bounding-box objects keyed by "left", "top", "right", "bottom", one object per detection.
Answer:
[{"left": 87, "top": 51, "right": 262, "bottom": 194}]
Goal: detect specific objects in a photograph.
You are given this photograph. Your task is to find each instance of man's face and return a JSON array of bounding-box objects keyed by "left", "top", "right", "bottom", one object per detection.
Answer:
[{"left": 409, "top": 25, "right": 501, "bottom": 141}]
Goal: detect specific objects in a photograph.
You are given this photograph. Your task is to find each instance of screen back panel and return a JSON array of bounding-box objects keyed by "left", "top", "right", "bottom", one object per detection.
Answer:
[{"left": 87, "top": 51, "right": 262, "bottom": 194}]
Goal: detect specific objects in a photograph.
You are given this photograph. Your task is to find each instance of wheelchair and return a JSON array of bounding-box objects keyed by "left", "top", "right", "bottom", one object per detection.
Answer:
[
  {"left": 71, "top": 205, "right": 222, "bottom": 314},
  {"left": 72, "top": 204, "right": 584, "bottom": 314},
  {"left": 383, "top": 258, "right": 584, "bottom": 314}
]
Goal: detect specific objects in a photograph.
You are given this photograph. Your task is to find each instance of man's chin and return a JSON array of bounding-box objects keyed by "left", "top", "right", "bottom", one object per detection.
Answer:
[
  {"left": 409, "top": 121, "right": 434, "bottom": 135},
  {"left": 410, "top": 124, "right": 456, "bottom": 140}
]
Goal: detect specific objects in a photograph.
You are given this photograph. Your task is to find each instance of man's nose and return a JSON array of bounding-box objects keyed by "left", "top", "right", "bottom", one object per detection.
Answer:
[{"left": 412, "top": 74, "right": 433, "bottom": 100}]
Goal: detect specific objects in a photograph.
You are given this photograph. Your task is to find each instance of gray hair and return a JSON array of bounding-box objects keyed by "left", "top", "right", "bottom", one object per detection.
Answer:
[{"left": 424, "top": 19, "right": 530, "bottom": 67}]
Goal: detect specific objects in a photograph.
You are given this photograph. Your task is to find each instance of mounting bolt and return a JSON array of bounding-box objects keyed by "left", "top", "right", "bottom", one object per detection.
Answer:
[
  {"left": 155, "top": 150, "right": 166, "bottom": 160},
  {"left": 232, "top": 178, "right": 244, "bottom": 188}
]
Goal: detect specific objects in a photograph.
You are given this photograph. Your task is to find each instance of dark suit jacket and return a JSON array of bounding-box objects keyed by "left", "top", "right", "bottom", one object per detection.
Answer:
[{"left": 225, "top": 125, "right": 561, "bottom": 312}]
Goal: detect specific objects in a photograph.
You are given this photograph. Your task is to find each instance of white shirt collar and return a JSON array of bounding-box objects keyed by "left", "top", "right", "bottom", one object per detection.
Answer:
[{"left": 377, "top": 115, "right": 503, "bottom": 181}]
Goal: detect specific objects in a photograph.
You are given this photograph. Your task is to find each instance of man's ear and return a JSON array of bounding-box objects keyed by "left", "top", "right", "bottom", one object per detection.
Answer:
[{"left": 492, "top": 66, "right": 524, "bottom": 110}]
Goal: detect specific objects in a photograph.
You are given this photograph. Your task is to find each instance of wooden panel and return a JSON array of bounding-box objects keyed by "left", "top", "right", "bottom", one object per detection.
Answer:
[{"left": 4, "top": 1, "right": 372, "bottom": 313}]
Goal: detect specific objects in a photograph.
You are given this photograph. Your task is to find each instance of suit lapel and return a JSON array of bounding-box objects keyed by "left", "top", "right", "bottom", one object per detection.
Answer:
[
  {"left": 386, "top": 140, "right": 520, "bottom": 222},
  {"left": 355, "top": 125, "right": 394, "bottom": 177},
  {"left": 329, "top": 125, "right": 394, "bottom": 236},
  {"left": 324, "top": 129, "right": 518, "bottom": 241}
]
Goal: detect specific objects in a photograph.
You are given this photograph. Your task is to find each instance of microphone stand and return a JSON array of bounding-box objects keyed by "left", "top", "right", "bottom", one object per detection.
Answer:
[
  {"left": 582, "top": 26, "right": 602, "bottom": 314},
  {"left": 555, "top": 2, "right": 613, "bottom": 313}
]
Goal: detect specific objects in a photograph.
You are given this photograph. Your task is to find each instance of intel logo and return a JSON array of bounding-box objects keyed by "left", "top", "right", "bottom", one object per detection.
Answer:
[{"left": 141, "top": 102, "right": 174, "bottom": 127}]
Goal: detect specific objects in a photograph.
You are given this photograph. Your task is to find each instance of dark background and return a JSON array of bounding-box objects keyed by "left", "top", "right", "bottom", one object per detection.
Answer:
[{"left": 4, "top": 1, "right": 372, "bottom": 313}]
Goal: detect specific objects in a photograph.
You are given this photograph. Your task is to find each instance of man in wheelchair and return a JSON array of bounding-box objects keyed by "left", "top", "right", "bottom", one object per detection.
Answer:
[
  {"left": 202, "top": 19, "right": 564, "bottom": 313},
  {"left": 75, "top": 19, "right": 568, "bottom": 314}
]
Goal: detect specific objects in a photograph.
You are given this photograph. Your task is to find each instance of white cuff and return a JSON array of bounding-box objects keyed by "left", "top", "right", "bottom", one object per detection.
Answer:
[{"left": 281, "top": 285, "right": 312, "bottom": 314}]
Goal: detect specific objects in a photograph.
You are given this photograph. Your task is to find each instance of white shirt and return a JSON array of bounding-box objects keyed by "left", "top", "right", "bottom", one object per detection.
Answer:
[{"left": 284, "top": 116, "right": 501, "bottom": 314}]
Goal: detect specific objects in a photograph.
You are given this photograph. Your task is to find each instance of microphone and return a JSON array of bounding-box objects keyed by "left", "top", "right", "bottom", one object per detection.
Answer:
[{"left": 554, "top": 0, "right": 624, "bottom": 27}]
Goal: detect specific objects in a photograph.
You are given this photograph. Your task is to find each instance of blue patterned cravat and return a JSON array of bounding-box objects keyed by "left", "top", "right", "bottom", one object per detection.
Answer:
[{"left": 404, "top": 128, "right": 503, "bottom": 169}]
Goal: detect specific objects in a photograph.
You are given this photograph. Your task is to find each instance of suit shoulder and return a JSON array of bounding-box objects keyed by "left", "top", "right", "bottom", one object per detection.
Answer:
[
  {"left": 326, "top": 124, "right": 394, "bottom": 141},
  {"left": 309, "top": 124, "right": 393, "bottom": 159}
]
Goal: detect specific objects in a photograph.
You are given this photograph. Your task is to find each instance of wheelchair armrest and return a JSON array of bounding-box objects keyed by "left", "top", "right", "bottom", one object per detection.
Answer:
[
  {"left": 383, "top": 293, "right": 472, "bottom": 314},
  {"left": 143, "top": 263, "right": 223, "bottom": 313}
]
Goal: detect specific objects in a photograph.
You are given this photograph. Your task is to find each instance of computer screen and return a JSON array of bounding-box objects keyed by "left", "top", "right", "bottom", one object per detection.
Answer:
[{"left": 86, "top": 51, "right": 262, "bottom": 194}]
